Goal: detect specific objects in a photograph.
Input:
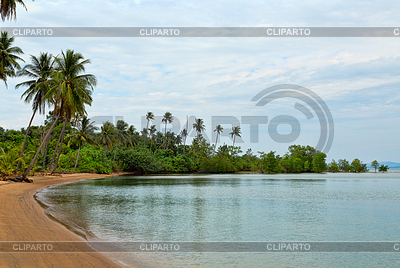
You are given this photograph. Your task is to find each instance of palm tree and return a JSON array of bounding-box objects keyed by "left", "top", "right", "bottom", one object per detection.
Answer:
[
  {"left": 181, "top": 128, "right": 188, "bottom": 155},
  {"left": 155, "top": 131, "right": 164, "bottom": 148},
  {"left": 148, "top": 125, "right": 157, "bottom": 152},
  {"left": 100, "top": 121, "right": 115, "bottom": 155},
  {"left": 126, "top": 125, "right": 137, "bottom": 147},
  {"left": 162, "top": 112, "right": 173, "bottom": 149},
  {"left": 0, "top": 31, "right": 24, "bottom": 87},
  {"left": 0, "top": 0, "right": 29, "bottom": 21},
  {"left": 162, "top": 112, "right": 173, "bottom": 136},
  {"left": 175, "top": 134, "right": 182, "bottom": 146},
  {"left": 114, "top": 120, "right": 128, "bottom": 160},
  {"left": 165, "top": 131, "right": 176, "bottom": 150},
  {"left": 49, "top": 50, "right": 96, "bottom": 173},
  {"left": 67, "top": 116, "right": 99, "bottom": 172},
  {"left": 193, "top": 118, "right": 205, "bottom": 138},
  {"left": 141, "top": 127, "right": 148, "bottom": 143},
  {"left": 15, "top": 52, "right": 55, "bottom": 172},
  {"left": 181, "top": 115, "right": 189, "bottom": 155},
  {"left": 144, "top": 111, "right": 154, "bottom": 145},
  {"left": 22, "top": 49, "right": 96, "bottom": 178},
  {"left": 213, "top": 124, "right": 223, "bottom": 151},
  {"left": 229, "top": 126, "right": 241, "bottom": 147}
]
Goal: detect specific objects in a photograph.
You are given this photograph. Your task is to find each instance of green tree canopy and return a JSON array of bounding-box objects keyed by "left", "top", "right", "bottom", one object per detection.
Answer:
[
  {"left": 0, "top": 31, "right": 24, "bottom": 86},
  {"left": 1, "top": 0, "right": 29, "bottom": 21},
  {"left": 371, "top": 160, "right": 379, "bottom": 173}
]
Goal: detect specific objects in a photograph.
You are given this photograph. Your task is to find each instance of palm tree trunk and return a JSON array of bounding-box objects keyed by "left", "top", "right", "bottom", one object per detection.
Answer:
[
  {"left": 48, "top": 127, "right": 63, "bottom": 169},
  {"left": 183, "top": 137, "right": 186, "bottom": 155},
  {"left": 214, "top": 133, "right": 219, "bottom": 152},
  {"left": 51, "top": 121, "right": 67, "bottom": 173},
  {"left": 163, "top": 123, "right": 167, "bottom": 149},
  {"left": 150, "top": 138, "right": 153, "bottom": 152},
  {"left": 233, "top": 136, "right": 236, "bottom": 147},
  {"left": 42, "top": 133, "right": 51, "bottom": 167},
  {"left": 113, "top": 145, "right": 117, "bottom": 161},
  {"left": 144, "top": 121, "right": 149, "bottom": 146},
  {"left": 43, "top": 113, "right": 56, "bottom": 167},
  {"left": 23, "top": 114, "right": 60, "bottom": 178},
  {"left": 16, "top": 105, "right": 38, "bottom": 172},
  {"left": 73, "top": 142, "right": 81, "bottom": 172}
]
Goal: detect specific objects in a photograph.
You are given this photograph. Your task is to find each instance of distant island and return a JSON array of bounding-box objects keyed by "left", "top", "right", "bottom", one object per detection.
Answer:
[{"left": 367, "top": 161, "right": 400, "bottom": 168}]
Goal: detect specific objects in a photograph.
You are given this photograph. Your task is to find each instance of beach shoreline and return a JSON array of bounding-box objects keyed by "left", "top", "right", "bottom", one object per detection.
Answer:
[{"left": 0, "top": 173, "right": 133, "bottom": 268}]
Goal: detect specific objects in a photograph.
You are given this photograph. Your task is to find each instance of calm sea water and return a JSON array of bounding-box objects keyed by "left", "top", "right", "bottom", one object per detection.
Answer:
[{"left": 37, "top": 172, "right": 400, "bottom": 267}]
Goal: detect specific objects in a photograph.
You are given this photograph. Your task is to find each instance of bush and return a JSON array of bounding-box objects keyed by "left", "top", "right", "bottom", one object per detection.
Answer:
[
  {"left": 116, "top": 147, "right": 165, "bottom": 173},
  {"left": 200, "top": 155, "right": 237, "bottom": 173},
  {"left": 161, "top": 154, "right": 194, "bottom": 173},
  {"left": 58, "top": 146, "right": 113, "bottom": 174}
]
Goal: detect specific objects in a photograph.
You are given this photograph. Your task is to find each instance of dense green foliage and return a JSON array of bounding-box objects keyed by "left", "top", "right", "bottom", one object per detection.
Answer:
[
  {"left": 58, "top": 146, "right": 113, "bottom": 174},
  {"left": 378, "top": 164, "right": 389, "bottom": 172},
  {"left": 1, "top": 116, "right": 380, "bottom": 179}
]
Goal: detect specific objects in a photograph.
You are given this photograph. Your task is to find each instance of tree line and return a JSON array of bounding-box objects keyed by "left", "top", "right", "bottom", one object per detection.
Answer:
[{"left": 1, "top": 109, "right": 386, "bottom": 181}]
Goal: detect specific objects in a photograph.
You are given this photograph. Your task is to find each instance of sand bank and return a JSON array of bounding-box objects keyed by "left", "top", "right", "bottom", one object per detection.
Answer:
[{"left": 0, "top": 173, "right": 131, "bottom": 268}]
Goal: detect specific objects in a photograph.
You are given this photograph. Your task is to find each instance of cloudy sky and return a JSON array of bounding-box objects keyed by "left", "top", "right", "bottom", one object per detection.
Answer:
[{"left": 1, "top": 0, "right": 399, "bottom": 163}]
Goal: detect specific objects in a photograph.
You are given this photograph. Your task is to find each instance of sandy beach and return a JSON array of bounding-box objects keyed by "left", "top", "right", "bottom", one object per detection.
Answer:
[{"left": 0, "top": 173, "right": 128, "bottom": 268}]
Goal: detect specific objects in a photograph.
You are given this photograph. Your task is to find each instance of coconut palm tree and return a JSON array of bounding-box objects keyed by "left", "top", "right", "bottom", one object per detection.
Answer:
[
  {"left": 229, "top": 126, "right": 241, "bottom": 147},
  {"left": 175, "top": 134, "right": 182, "bottom": 146},
  {"left": 114, "top": 120, "right": 128, "bottom": 160},
  {"left": 162, "top": 112, "right": 173, "bottom": 136},
  {"left": 0, "top": 0, "right": 29, "bottom": 21},
  {"left": 180, "top": 115, "right": 189, "bottom": 155},
  {"left": 100, "top": 121, "right": 115, "bottom": 155},
  {"left": 67, "top": 116, "right": 99, "bottom": 172},
  {"left": 181, "top": 128, "right": 188, "bottom": 155},
  {"left": 22, "top": 49, "right": 96, "bottom": 178},
  {"left": 144, "top": 111, "right": 154, "bottom": 145},
  {"left": 162, "top": 112, "right": 173, "bottom": 149},
  {"left": 141, "top": 127, "right": 148, "bottom": 143},
  {"left": 148, "top": 125, "right": 157, "bottom": 152},
  {"left": 15, "top": 52, "right": 55, "bottom": 172},
  {"left": 213, "top": 124, "right": 223, "bottom": 152},
  {"left": 48, "top": 50, "right": 96, "bottom": 173},
  {"left": 126, "top": 125, "right": 137, "bottom": 147},
  {"left": 155, "top": 131, "right": 164, "bottom": 148},
  {"left": 0, "top": 31, "right": 24, "bottom": 87},
  {"left": 193, "top": 118, "right": 205, "bottom": 138},
  {"left": 165, "top": 131, "right": 177, "bottom": 150}
]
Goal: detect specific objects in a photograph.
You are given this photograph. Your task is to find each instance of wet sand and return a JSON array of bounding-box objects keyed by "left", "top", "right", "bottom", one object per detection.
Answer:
[{"left": 0, "top": 173, "right": 133, "bottom": 268}]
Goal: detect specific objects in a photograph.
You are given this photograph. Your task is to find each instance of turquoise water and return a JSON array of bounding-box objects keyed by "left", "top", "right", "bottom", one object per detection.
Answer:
[{"left": 37, "top": 173, "right": 400, "bottom": 267}]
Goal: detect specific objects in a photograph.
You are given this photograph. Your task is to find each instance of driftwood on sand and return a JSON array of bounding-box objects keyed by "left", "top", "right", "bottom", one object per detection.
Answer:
[{"left": 5, "top": 175, "right": 33, "bottom": 183}]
